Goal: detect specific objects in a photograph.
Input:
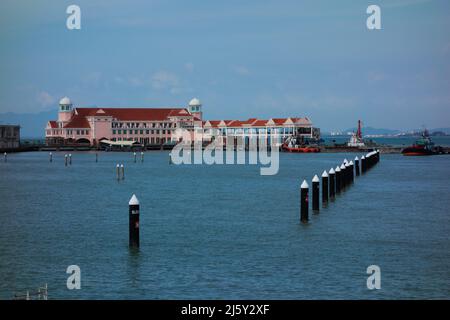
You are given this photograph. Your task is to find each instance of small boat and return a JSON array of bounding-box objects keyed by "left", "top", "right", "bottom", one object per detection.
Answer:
[
  {"left": 281, "top": 135, "right": 320, "bottom": 153},
  {"left": 401, "top": 129, "right": 441, "bottom": 156},
  {"left": 282, "top": 144, "right": 320, "bottom": 153}
]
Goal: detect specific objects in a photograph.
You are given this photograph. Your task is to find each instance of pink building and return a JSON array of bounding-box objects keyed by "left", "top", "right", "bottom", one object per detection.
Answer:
[
  {"left": 45, "top": 97, "right": 203, "bottom": 146},
  {"left": 45, "top": 97, "right": 318, "bottom": 147}
]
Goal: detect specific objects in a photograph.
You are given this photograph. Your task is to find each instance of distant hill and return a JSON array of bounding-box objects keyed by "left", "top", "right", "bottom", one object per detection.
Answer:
[
  {"left": 428, "top": 128, "right": 450, "bottom": 135},
  {"left": 0, "top": 110, "right": 57, "bottom": 138},
  {"left": 343, "top": 126, "right": 401, "bottom": 136},
  {"left": 325, "top": 126, "right": 450, "bottom": 136}
]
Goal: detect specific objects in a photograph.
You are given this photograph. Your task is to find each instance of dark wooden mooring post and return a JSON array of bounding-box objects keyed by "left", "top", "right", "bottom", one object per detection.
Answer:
[
  {"left": 129, "top": 194, "right": 140, "bottom": 248},
  {"left": 300, "top": 180, "right": 309, "bottom": 223},
  {"left": 133, "top": 152, "right": 137, "bottom": 163},
  {"left": 329, "top": 168, "right": 335, "bottom": 199},
  {"left": 322, "top": 170, "right": 329, "bottom": 204},
  {"left": 354, "top": 156, "right": 360, "bottom": 176},
  {"left": 361, "top": 155, "right": 366, "bottom": 174},
  {"left": 312, "top": 175, "right": 320, "bottom": 212},
  {"left": 141, "top": 152, "right": 144, "bottom": 163},
  {"left": 349, "top": 160, "right": 354, "bottom": 182},
  {"left": 3, "top": 152, "right": 6, "bottom": 162},
  {"left": 345, "top": 162, "right": 351, "bottom": 185},
  {"left": 49, "top": 152, "right": 53, "bottom": 163},
  {"left": 335, "top": 166, "right": 341, "bottom": 194},
  {"left": 64, "top": 154, "right": 68, "bottom": 166},
  {"left": 340, "top": 164, "right": 346, "bottom": 190}
]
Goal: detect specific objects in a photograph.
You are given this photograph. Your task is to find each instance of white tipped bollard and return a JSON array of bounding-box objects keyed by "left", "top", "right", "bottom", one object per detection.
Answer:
[
  {"left": 329, "top": 168, "right": 335, "bottom": 198},
  {"left": 361, "top": 155, "right": 366, "bottom": 173},
  {"left": 64, "top": 154, "right": 68, "bottom": 166},
  {"left": 354, "top": 156, "right": 360, "bottom": 176},
  {"left": 121, "top": 164, "right": 125, "bottom": 179},
  {"left": 141, "top": 152, "right": 144, "bottom": 163},
  {"left": 116, "top": 164, "right": 120, "bottom": 180},
  {"left": 69, "top": 154, "right": 72, "bottom": 165},
  {"left": 129, "top": 194, "right": 140, "bottom": 248},
  {"left": 340, "top": 163, "right": 346, "bottom": 189},
  {"left": 49, "top": 152, "right": 52, "bottom": 163},
  {"left": 3, "top": 152, "right": 6, "bottom": 162},
  {"left": 312, "top": 175, "right": 320, "bottom": 212},
  {"left": 322, "top": 170, "right": 329, "bottom": 203},
  {"left": 335, "top": 166, "right": 341, "bottom": 194},
  {"left": 133, "top": 152, "right": 137, "bottom": 163},
  {"left": 300, "top": 180, "right": 309, "bottom": 222},
  {"left": 349, "top": 160, "right": 354, "bottom": 182}
]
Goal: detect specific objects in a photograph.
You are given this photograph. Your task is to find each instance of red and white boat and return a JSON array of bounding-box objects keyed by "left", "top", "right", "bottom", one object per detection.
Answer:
[{"left": 281, "top": 135, "right": 320, "bottom": 153}]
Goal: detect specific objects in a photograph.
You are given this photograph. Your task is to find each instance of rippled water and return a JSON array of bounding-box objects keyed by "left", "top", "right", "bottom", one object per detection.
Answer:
[{"left": 0, "top": 151, "right": 449, "bottom": 299}]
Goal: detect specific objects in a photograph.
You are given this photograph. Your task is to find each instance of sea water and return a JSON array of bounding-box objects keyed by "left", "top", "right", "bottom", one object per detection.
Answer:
[{"left": 0, "top": 151, "right": 449, "bottom": 299}]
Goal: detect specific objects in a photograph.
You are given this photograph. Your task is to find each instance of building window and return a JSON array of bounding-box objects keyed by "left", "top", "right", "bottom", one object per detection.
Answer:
[
  {"left": 146, "top": 130, "right": 149, "bottom": 134},
  {"left": 113, "top": 130, "right": 116, "bottom": 134},
  {"left": 123, "top": 130, "right": 127, "bottom": 134},
  {"left": 140, "top": 130, "right": 143, "bottom": 134}
]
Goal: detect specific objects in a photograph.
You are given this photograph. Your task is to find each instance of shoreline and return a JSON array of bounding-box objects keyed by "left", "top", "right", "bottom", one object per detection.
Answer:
[{"left": 2, "top": 145, "right": 450, "bottom": 154}]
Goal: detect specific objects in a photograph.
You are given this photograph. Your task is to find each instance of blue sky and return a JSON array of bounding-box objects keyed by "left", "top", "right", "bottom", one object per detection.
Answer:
[{"left": 0, "top": 0, "right": 449, "bottom": 131}]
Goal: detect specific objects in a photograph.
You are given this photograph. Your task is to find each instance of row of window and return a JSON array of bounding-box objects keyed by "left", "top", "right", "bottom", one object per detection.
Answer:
[
  {"left": 111, "top": 137, "right": 173, "bottom": 144},
  {"left": 47, "top": 129, "right": 89, "bottom": 135},
  {"left": 112, "top": 129, "right": 171, "bottom": 135},
  {"left": 111, "top": 122, "right": 175, "bottom": 129},
  {"left": 203, "top": 127, "right": 311, "bottom": 134}
]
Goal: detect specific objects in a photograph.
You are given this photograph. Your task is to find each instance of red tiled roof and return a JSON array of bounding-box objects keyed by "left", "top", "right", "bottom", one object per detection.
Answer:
[
  {"left": 48, "top": 121, "right": 58, "bottom": 128},
  {"left": 226, "top": 120, "right": 245, "bottom": 127},
  {"left": 64, "top": 115, "right": 90, "bottom": 128},
  {"left": 63, "top": 107, "right": 191, "bottom": 129},
  {"left": 271, "top": 118, "right": 288, "bottom": 125},
  {"left": 72, "top": 107, "right": 189, "bottom": 121},
  {"left": 206, "top": 120, "right": 221, "bottom": 127},
  {"left": 251, "top": 120, "right": 268, "bottom": 127}
]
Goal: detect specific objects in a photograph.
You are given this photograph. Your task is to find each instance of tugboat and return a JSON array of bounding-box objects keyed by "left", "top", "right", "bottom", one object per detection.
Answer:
[
  {"left": 401, "top": 129, "right": 442, "bottom": 156},
  {"left": 281, "top": 135, "right": 320, "bottom": 153},
  {"left": 347, "top": 120, "right": 365, "bottom": 147}
]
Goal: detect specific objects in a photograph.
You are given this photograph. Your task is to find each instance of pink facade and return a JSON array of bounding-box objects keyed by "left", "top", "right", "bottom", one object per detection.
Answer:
[
  {"left": 45, "top": 97, "right": 203, "bottom": 146},
  {"left": 45, "top": 97, "right": 317, "bottom": 147}
]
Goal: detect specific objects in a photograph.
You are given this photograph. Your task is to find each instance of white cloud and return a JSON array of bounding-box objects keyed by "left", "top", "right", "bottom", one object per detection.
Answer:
[
  {"left": 83, "top": 72, "right": 102, "bottom": 86},
  {"left": 233, "top": 66, "right": 250, "bottom": 76},
  {"left": 36, "top": 91, "right": 55, "bottom": 107},
  {"left": 150, "top": 70, "right": 190, "bottom": 95},
  {"left": 367, "top": 72, "right": 386, "bottom": 83},
  {"left": 184, "top": 62, "right": 194, "bottom": 72},
  {"left": 151, "top": 71, "right": 180, "bottom": 90}
]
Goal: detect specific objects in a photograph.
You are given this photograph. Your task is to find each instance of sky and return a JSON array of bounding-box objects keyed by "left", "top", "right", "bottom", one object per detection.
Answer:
[{"left": 0, "top": 0, "right": 449, "bottom": 131}]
